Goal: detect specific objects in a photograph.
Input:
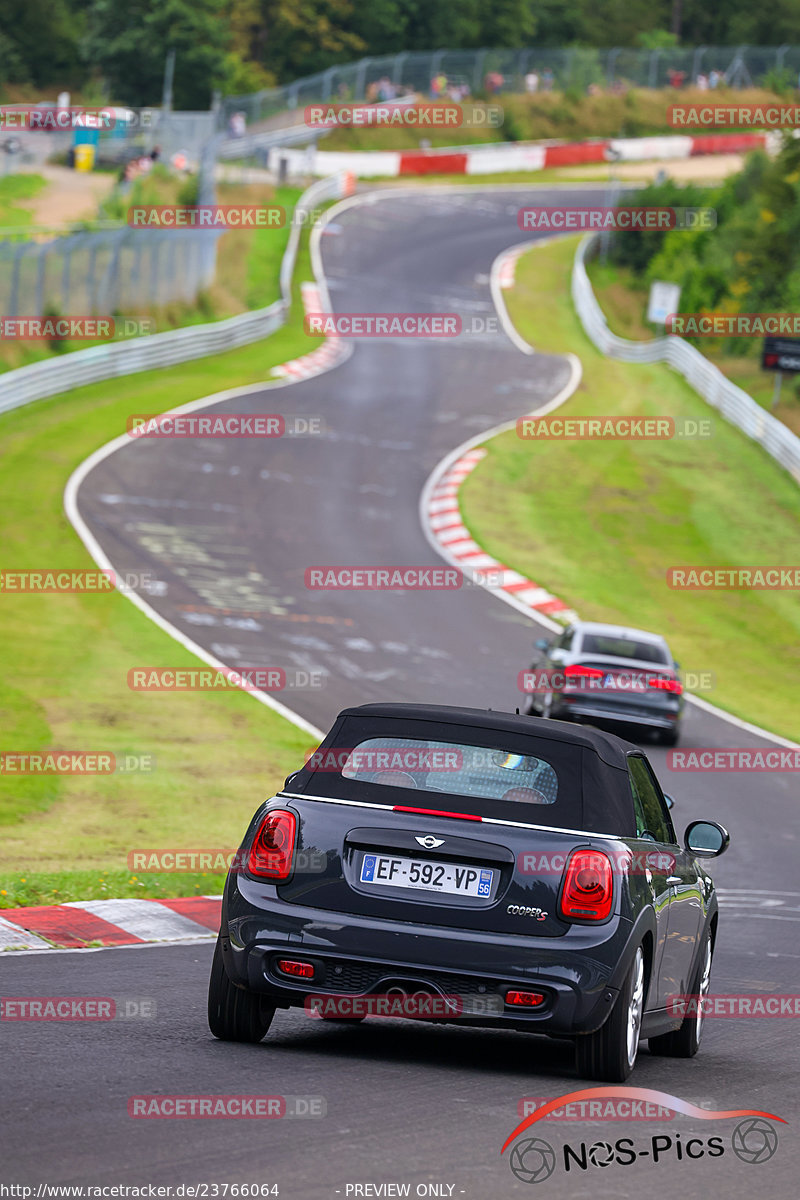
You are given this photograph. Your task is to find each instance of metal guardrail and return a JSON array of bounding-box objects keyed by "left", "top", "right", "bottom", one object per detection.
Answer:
[
  {"left": 572, "top": 234, "right": 800, "bottom": 484},
  {"left": 0, "top": 173, "right": 351, "bottom": 418}
]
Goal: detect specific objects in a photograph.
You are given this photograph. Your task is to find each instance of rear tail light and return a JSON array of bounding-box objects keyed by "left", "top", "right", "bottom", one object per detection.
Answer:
[
  {"left": 505, "top": 990, "right": 544, "bottom": 1007},
  {"left": 276, "top": 958, "right": 315, "bottom": 979},
  {"left": 648, "top": 675, "right": 683, "bottom": 695},
  {"left": 559, "top": 849, "right": 614, "bottom": 921},
  {"left": 563, "top": 665, "right": 605, "bottom": 687},
  {"left": 247, "top": 809, "right": 297, "bottom": 879}
]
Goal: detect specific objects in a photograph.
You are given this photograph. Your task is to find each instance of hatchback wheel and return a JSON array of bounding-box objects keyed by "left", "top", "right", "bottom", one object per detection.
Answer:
[
  {"left": 649, "top": 930, "right": 712, "bottom": 1058},
  {"left": 575, "top": 945, "right": 645, "bottom": 1081},
  {"left": 208, "top": 937, "right": 276, "bottom": 1043}
]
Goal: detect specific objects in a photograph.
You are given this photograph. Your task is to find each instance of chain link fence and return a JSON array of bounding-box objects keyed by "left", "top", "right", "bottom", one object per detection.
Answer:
[
  {"left": 220, "top": 45, "right": 800, "bottom": 129},
  {"left": 0, "top": 226, "right": 221, "bottom": 318}
]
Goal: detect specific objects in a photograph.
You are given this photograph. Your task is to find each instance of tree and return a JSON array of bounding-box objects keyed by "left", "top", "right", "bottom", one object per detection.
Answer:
[{"left": 86, "top": 0, "right": 240, "bottom": 108}]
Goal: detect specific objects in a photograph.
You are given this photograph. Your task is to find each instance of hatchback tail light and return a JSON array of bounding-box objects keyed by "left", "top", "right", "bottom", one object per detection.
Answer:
[
  {"left": 559, "top": 849, "right": 614, "bottom": 921},
  {"left": 648, "top": 674, "right": 683, "bottom": 695},
  {"left": 247, "top": 809, "right": 297, "bottom": 879}
]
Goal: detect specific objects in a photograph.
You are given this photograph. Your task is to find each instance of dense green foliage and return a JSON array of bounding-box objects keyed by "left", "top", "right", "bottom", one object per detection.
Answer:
[
  {"left": 4, "top": 1, "right": 800, "bottom": 106},
  {"left": 609, "top": 138, "right": 800, "bottom": 353}
]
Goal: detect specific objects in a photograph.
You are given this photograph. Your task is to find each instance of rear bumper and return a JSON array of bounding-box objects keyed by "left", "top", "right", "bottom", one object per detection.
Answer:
[
  {"left": 554, "top": 698, "right": 681, "bottom": 730},
  {"left": 220, "top": 880, "right": 639, "bottom": 1036}
]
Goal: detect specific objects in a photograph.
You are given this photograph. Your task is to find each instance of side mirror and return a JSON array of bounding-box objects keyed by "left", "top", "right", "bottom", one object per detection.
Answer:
[
  {"left": 684, "top": 820, "right": 729, "bottom": 858},
  {"left": 663, "top": 793, "right": 675, "bottom": 809},
  {"left": 535, "top": 638, "right": 550, "bottom": 651},
  {"left": 672, "top": 660, "right": 681, "bottom": 670}
]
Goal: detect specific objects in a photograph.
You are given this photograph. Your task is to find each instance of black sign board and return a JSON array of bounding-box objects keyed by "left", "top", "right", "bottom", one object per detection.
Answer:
[{"left": 762, "top": 336, "right": 800, "bottom": 374}]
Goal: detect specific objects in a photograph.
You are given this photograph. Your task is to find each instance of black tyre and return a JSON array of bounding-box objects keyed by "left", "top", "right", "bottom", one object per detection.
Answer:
[
  {"left": 656, "top": 726, "right": 680, "bottom": 746},
  {"left": 208, "top": 936, "right": 276, "bottom": 1043},
  {"left": 575, "top": 944, "right": 646, "bottom": 1082},
  {"left": 648, "top": 930, "right": 712, "bottom": 1058}
]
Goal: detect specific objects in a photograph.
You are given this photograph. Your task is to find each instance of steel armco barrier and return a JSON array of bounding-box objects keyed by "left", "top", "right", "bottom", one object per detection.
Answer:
[
  {"left": 572, "top": 233, "right": 800, "bottom": 485},
  {"left": 0, "top": 173, "right": 351, "bottom": 417}
]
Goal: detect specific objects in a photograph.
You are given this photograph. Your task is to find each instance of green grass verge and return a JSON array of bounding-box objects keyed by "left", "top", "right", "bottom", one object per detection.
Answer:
[
  {"left": 0, "top": 173, "right": 46, "bottom": 228},
  {"left": 459, "top": 235, "right": 800, "bottom": 741},
  {"left": 0, "top": 220, "right": 326, "bottom": 905},
  {"left": 585, "top": 258, "right": 800, "bottom": 439}
]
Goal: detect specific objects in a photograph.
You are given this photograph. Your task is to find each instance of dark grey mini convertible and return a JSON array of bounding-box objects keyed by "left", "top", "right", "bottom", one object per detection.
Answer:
[{"left": 209, "top": 703, "right": 728, "bottom": 1081}]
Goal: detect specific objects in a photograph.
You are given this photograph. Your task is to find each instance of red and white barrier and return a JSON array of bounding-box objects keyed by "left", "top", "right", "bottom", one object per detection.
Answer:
[{"left": 274, "top": 131, "right": 770, "bottom": 179}]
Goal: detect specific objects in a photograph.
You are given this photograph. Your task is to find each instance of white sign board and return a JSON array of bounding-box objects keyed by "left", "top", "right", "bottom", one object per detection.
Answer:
[{"left": 648, "top": 281, "right": 681, "bottom": 326}]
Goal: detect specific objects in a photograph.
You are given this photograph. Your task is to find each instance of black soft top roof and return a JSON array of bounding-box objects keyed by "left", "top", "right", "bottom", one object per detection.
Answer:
[
  {"left": 339, "top": 703, "right": 639, "bottom": 769},
  {"left": 287, "top": 703, "right": 640, "bottom": 837}
]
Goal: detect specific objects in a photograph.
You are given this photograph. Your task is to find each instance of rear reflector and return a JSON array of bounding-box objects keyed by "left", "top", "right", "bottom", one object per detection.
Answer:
[
  {"left": 560, "top": 849, "right": 614, "bottom": 921},
  {"left": 648, "top": 675, "right": 683, "bottom": 694},
  {"left": 276, "top": 958, "right": 315, "bottom": 979},
  {"left": 393, "top": 805, "right": 482, "bottom": 821},
  {"left": 247, "top": 808, "right": 297, "bottom": 879},
  {"left": 506, "top": 990, "right": 544, "bottom": 1007}
]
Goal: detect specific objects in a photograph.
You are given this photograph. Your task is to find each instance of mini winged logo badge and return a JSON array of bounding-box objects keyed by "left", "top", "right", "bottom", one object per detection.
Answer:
[{"left": 415, "top": 835, "right": 445, "bottom": 849}]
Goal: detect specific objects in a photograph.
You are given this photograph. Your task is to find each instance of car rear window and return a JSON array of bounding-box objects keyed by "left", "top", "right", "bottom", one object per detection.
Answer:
[
  {"left": 580, "top": 634, "right": 669, "bottom": 664},
  {"left": 337, "top": 737, "right": 559, "bottom": 804}
]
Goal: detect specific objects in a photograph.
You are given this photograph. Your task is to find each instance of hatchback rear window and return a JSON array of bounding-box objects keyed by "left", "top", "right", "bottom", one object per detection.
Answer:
[{"left": 337, "top": 737, "right": 559, "bottom": 804}]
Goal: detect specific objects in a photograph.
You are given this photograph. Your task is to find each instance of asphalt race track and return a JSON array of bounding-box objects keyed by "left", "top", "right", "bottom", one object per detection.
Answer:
[{"left": 2, "top": 187, "right": 798, "bottom": 1196}]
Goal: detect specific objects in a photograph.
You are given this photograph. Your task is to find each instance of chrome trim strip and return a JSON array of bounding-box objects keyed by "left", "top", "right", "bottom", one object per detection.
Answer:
[{"left": 277, "top": 791, "right": 624, "bottom": 842}]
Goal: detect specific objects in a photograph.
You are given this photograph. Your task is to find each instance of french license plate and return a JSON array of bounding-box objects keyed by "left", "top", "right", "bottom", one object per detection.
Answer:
[{"left": 359, "top": 853, "right": 494, "bottom": 897}]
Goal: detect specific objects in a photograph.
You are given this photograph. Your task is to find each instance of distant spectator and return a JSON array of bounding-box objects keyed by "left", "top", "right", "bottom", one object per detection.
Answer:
[
  {"left": 228, "top": 111, "right": 246, "bottom": 138},
  {"left": 376, "top": 76, "right": 396, "bottom": 102},
  {"left": 525, "top": 70, "right": 539, "bottom": 93},
  {"left": 696, "top": 73, "right": 709, "bottom": 90},
  {"left": 667, "top": 68, "right": 686, "bottom": 88},
  {"left": 541, "top": 67, "right": 554, "bottom": 91},
  {"left": 709, "top": 69, "right": 721, "bottom": 89},
  {"left": 484, "top": 71, "right": 504, "bottom": 94}
]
